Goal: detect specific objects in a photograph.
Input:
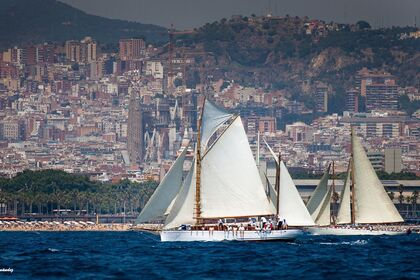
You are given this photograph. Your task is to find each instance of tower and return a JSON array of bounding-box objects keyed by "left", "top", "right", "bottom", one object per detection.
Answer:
[{"left": 127, "top": 93, "right": 143, "bottom": 165}]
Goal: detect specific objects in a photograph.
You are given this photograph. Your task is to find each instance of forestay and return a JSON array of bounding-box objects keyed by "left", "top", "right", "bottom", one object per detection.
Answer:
[
  {"left": 136, "top": 147, "right": 188, "bottom": 224},
  {"left": 352, "top": 133, "right": 403, "bottom": 224}
]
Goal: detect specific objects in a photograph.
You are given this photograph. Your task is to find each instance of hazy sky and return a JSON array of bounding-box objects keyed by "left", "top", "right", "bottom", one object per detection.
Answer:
[{"left": 61, "top": 0, "right": 420, "bottom": 29}]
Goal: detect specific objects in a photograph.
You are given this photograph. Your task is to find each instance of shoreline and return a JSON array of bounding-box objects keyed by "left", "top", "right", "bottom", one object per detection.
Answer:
[{"left": 0, "top": 222, "right": 163, "bottom": 232}]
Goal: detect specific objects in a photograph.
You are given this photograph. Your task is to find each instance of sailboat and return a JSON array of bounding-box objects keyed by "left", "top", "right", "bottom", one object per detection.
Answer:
[
  {"left": 138, "top": 99, "right": 305, "bottom": 241},
  {"left": 307, "top": 128, "right": 405, "bottom": 235},
  {"left": 263, "top": 139, "right": 316, "bottom": 227}
]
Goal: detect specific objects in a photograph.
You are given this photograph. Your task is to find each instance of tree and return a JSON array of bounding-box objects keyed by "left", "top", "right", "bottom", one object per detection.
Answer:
[
  {"left": 397, "top": 184, "right": 404, "bottom": 207},
  {"left": 356, "top": 20, "right": 371, "bottom": 30},
  {"left": 411, "top": 191, "right": 418, "bottom": 217}
]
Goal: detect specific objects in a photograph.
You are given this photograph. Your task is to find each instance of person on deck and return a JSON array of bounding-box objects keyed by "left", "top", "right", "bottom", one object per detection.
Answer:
[
  {"left": 282, "top": 219, "right": 288, "bottom": 229},
  {"left": 218, "top": 219, "right": 224, "bottom": 230},
  {"left": 261, "top": 217, "right": 267, "bottom": 229},
  {"left": 277, "top": 219, "right": 283, "bottom": 230}
]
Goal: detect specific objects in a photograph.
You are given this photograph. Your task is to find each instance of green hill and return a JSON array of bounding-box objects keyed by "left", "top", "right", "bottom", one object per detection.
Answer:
[
  {"left": 0, "top": 0, "right": 167, "bottom": 49},
  {"left": 183, "top": 16, "right": 419, "bottom": 113}
]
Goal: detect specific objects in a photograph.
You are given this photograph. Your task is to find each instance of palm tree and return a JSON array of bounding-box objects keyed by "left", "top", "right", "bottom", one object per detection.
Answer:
[
  {"left": 397, "top": 184, "right": 404, "bottom": 212},
  {"left": 411, "top": 191, "right": 418, "bottom": 217}
]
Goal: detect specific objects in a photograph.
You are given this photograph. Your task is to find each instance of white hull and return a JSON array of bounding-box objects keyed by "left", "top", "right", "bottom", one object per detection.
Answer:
[
  {"left": 160, "top": 229, "right": 303, "bottom": 242},
  {"left": 307, "top": 227, "right": 405, "bottom": 236}
]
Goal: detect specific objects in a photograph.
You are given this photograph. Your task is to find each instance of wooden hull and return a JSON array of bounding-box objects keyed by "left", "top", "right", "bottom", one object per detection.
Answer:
[
  {"left": 307, "top": 227, "right": 405, "bottom": 236},
  {"left": 160, "top": 229, "right": 303, "bottom": 242}
]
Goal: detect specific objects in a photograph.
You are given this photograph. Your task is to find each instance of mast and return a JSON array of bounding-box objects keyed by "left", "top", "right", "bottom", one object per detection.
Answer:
[
  {"left": 350, "top": 128, "right": 356, "bottom": 225},
  {"left": 332, "top": 160, "right": 336, "bottom": 225},
  {"left": 275, "top": 152, "right": 281, "bottom": 218},
  {"left": 256, "top": 131, "right": 260, "bottom": 167},
  {"left": 194, "top": 97, "right": 205, "bottom": 225}
]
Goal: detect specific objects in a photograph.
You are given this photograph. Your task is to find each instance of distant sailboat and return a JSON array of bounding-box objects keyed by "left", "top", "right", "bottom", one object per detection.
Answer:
[
  {"left": 263, "top": 139, "right": 315, "bottom": 227},
  {"left": 308, "top": 128, "right": 404, "bottom": 235},
  {"left": 141, "top": 99, "right": 304, "bottom": 241}
]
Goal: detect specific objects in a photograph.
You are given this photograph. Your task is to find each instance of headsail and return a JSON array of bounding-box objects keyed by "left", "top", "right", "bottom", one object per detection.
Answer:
[
  {"left": 200, "top": 117, "right": 275, "bottom": 218},
  {"left": 136, "top": 146, "right": 188, "bottom": 224},
  {"left": 164, "top": 159, "right": 197, "bottom": 229},
  {"left": 313, "top": 185, "right": 332, "bottom": 226},
  {"left": 200, "top": 100, "right": 233, "bottom": 152},
  {"left": 352, "top": 132, "right": 403, "bottom": 224},
  {"left": 336, "top": 162, "right": 352, "bottom": 224},
  {"left": 263, "top": 139, "right": 315, "bottom": 226},
  {"left": 278, "top": 161, "right": 315, "bottom": 226},
  {"left": 306, "top": 164, "right": 331, "bottom": 223}
]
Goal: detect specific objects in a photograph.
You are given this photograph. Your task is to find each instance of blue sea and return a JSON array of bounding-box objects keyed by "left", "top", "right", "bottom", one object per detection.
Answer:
[{"left": 0, "top": 231, "right": 419, "bottom": 279}]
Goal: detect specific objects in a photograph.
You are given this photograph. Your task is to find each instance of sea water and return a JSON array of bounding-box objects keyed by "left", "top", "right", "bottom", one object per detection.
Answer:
[{"left": 0, "top": 231, "right": 419, "bottom": 279}]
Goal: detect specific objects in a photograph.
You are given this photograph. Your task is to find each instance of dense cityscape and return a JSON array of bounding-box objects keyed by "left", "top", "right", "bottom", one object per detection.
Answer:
[{"left": 0, "top": 25, "right": 419, "bottom": 182}]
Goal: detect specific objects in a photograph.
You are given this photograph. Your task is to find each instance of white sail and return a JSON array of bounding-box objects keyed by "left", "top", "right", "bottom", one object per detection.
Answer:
[
  {"left": 336, "top": 164, "right": 352, "bottom": 224},
  {"left": 314, "top": 186, "right": 332, "bottom": 226},
  {"left": 136, "top": 147, "right": 188, "bottom": 224},
  {"left": 306, "top": 164, "right": 331, "bottom": 222},
  {"left": 279, "top": 161, "right": 315, "bottom": 226},
  {"left": 201, "top": 100, "right": 233, "bottom": 152},
  {"left": 164, "top": 159, "right": 197, "bottom": 229},
  {"left": 200, "top": 117, "right": 275, "bottom": 218},
  {"left": 352, "top": 133, "right": 403, "bottom": 224},
  {"left": 264, "top": 173, "right": 277, "bottom": 209}
]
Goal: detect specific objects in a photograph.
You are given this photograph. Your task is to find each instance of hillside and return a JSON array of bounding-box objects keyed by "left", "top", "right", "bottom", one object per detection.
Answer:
[
  {"left": 0, "top": 0, "right": 167, "bottom": 49},
  {"left": 182, "top": 16, "right": 420, "bottom": 113}
]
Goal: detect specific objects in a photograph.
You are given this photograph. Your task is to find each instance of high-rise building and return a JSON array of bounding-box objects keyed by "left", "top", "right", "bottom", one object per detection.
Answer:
[
  {"left": 119, "top": 38, "right": 146, "bottom": 61},
  {"left": 314, "top": 82, "right": 328, "bottom": 112},
  {"left": 81, "top": 37, "right": 97, "bottom": 63},
  {"left": 346, "top": 89, "right": 359, "bottom": 112},
  {"left": 367, "top": 152, "right": 385, "bottom": 171},
  {"left": 366, "top": 83, "right": 398, "bottom": 112},
  {"left": 65, "top": 40, "right": 81, "bottom": 62},
  {"left": 356, "top": 68, "right": 396, "bottom": 96},
  {"left": 127, "top": 93, "right": 143, "bottom": 165},
  {"left": 65, "top": 37, "right": 97, "bottom": 63},
  {"left": 384, "top": 148, "right": 402, "bottom": 174}
]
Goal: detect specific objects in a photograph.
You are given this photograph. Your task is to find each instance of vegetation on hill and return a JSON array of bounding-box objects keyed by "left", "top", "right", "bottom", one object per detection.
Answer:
[
  {"left": 0, "top": 170, "right": 157, "bottom": 216},
  {"left": 0, "top": 0, "right": 167, "bottom": 49},
  {"left": 186, "top": 16, "right": 419, "bottom": 114}
]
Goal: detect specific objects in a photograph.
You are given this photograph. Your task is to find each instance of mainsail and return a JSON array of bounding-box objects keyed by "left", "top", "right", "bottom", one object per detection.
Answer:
[
  {"left": 200, "top": 100, "right": 233, "bottom": 152},
  {"left": 136, "top": 146, "right": 188, "bottom": 224},
  {"left": 200, "top": 117, "right": 275, "bottom": 218},
  {"left": 352, "top": 132, "right": 403, "bottom": 224},
  {"left": 306, "top": 164, "right": 331, "bottom": 224},
  {"left": 336, "top": 162, "right": 352, "bottom": 224}
]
